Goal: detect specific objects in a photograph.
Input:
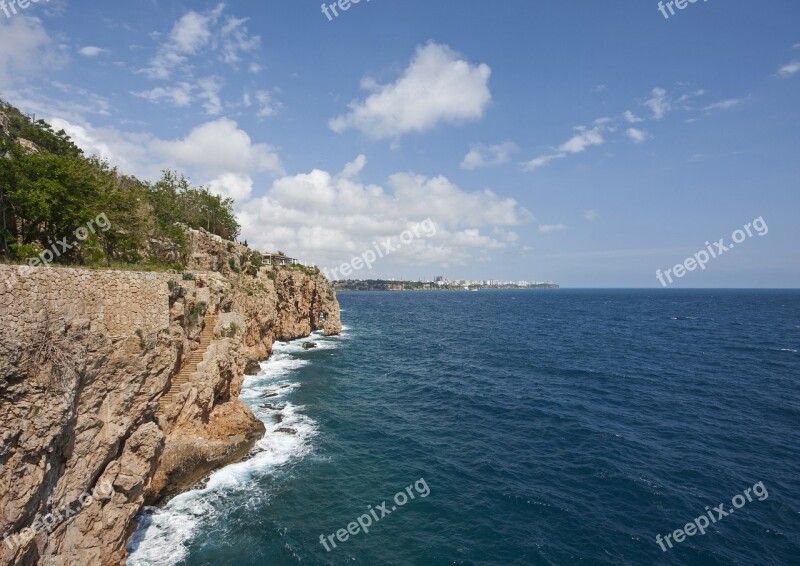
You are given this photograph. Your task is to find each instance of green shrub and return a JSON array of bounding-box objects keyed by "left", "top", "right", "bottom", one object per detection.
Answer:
[
  {"left": 135, "top": 328, "right": 146, "bottom": 350},
  {"left": 167, "top": 280, "right": 176, "bottom": 292},
  {"left": 249, "top": 252, "right": 264, "bottom": 269},
  {"left": 182, "top": 272, "right": 196, "bottom": 281}
]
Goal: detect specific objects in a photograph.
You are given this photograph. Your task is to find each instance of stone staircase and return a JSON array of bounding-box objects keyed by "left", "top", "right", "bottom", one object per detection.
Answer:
[{"left": 157, "top": 314, "right": 218, "bottom": 415}]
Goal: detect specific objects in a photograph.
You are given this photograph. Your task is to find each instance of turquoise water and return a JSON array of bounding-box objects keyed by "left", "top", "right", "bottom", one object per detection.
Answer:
[{"left": 129, "top": 290, "right": 800, "bottom": 565}]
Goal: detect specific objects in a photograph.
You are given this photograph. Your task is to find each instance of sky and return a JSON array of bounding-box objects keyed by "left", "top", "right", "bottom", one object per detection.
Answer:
[{"left": 0, "top": 0, "right": 798, "bottom": 287}]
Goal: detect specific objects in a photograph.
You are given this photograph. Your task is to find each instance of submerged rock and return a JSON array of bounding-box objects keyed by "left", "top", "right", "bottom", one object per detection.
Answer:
[{"left": 244, "top": 359, "right": 262, "bottom": 375}]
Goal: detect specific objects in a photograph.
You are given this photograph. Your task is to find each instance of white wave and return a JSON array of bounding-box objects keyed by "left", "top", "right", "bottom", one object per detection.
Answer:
[{"left": 127, "top": 331, "right": 338, "bottom": 565}]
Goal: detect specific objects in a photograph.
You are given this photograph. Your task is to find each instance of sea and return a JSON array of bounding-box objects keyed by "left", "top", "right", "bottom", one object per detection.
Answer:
[{"left": 127, "top": 289, "right": 800, "bottom": 565}]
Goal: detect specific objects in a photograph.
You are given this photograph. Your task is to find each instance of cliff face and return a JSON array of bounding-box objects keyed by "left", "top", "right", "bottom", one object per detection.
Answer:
[{"left": 0, "top": 230, "right": 341, "bottom": 565}]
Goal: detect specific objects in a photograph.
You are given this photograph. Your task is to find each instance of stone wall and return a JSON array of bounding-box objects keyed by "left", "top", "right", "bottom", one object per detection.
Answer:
[{"left": 0, "top": 265, "right": 173, "bottom": 338}]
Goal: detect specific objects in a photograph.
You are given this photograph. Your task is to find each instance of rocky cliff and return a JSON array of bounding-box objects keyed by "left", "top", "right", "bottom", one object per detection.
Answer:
[{"left": 0, "top": 229, "right": 341, "bottom": 565}]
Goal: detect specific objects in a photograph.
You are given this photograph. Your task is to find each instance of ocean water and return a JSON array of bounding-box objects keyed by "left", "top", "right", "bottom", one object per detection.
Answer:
[{"left": 128, "top": 290, "right": 800, "bottom": 565}]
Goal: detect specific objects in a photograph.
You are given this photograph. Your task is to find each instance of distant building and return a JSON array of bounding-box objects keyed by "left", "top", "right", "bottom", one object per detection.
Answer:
[{"left": 263, "top": 252, "right": 299, "bottom": 266}]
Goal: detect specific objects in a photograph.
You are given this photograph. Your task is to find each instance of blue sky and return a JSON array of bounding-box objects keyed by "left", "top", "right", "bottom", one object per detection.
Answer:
[{"left": 1, "top": 0, "right": 798, "bottom": 287}]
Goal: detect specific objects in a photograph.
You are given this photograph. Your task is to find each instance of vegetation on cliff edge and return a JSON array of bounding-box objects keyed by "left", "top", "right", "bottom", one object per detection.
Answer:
[{"left": 0, "top": 99, "right": 239, "bottom": 268}]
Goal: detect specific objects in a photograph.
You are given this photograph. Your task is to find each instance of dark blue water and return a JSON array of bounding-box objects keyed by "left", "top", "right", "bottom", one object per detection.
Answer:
[{"left": 130, "top": 290, "right": 800, "bottom": 565}]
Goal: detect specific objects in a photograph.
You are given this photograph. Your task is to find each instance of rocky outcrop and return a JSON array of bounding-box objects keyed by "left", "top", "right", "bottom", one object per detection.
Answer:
[
  {"left": 0, "top": 229, "right": 341, "bottom": 565},
  {"left": 0, "top": 112, "right": 9, "bottom": 138}
]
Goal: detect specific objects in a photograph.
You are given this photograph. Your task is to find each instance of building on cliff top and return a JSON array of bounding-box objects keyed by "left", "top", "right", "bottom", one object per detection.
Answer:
[{"left": 263, "top": 252, "right": 299, "bottom": 266}]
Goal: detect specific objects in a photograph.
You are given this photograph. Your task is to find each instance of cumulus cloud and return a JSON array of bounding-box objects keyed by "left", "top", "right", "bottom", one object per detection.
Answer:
[
  {"left": 48, "top": 116, "right": 284, "bottom": 184},
  {"left": 329, "top": 42, "right": 492, "bottom": 139},
  {"left": 584, "top": 210, "right": 599, "bottom": 221},
  {"left": 460, "top": 141, "right": 517, "bottom": 170},
  {"left": 150, "top": 118, "right": 284, "bottom": 176},
  {"left": 208, "top": 173, "right": 254, "bottom": 202},
  {"left": 237, "top": 156, "right": 533, "bottom": 269}
]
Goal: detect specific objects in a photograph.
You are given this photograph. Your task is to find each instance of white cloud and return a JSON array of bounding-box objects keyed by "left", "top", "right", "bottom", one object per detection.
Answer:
[
  {"left": 78, "top": 46, "right": 109, "bottom": 57},
  {"left": 133, "top": 83, "right": 194, "bottom": 107},
  {"left": 151, "top": 118, "right": 284, "bottom": 177},
  {"left": 329, "top": 42, "right": 492, "bottom": 139},
  {"left": 460, "top": 141, "right": 517, "bottom": 170},
  {"left": 625, "top": 128, "right": 649, "bottom": 144},
  {"left": 208, "top": 173, "right": 254, "bottom": 202},
  {"left": 49, "top": 117, "right": 157, "bottom": 177},
  {"left": 142, "top": 6, "right": 222, "bottom": 79},
  {"left": 584, "top": 210, "right": 599, "bottom": 221},
  {"left": 140, "top": 3, "right": 258, "bottom": 81},
  {"left": 522, "top": 126, "right": 605, "bottom": 172},
  {"left": 590, "top": 85, "right": 607, "bottom": 93},
  {"left": 645, "top": 87, "right": 671, "bottom": 119},
  {"left": 339, "top": 154, "right": 367, "bottom": 179},
  {"left": 255, "top": 90, "right": 279, "bottom": 118},
  {"left": 0, "top": 15, "right": 63, "bottom": 89},
  {"left": 703, "top": 97, "right": 746, "bottom": 111},
  {"left": 539, "top": 224, "right": 566, "bottom": 234},
  {"left": 521, "top": 153, "right": 566, "bottom": 172},
  {"left": 623, "top": 110, "right": 643, "bottom": 123},
  {"left": 560, "top": 127, "right": 604, "bottom": 153},
  {"left": 778, "top": 60, "right": 800, "bottom": 78},
  {"left": 219, "top": 16, "right": 260, "bottom": 64},
  {"left": 197, "top": 76, "right": 224, "bottom": 115},
  {"left": 237, "top": 157, "right": 533, "bottom": 269},
  {"left": 132, "top": 76, "right": 225, "bottom": 114}
]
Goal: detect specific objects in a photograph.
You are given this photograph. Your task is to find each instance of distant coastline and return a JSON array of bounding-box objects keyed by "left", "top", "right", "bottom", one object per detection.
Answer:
[{"left": 333, "top": 279, "right": 559, "bottom": 292}]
